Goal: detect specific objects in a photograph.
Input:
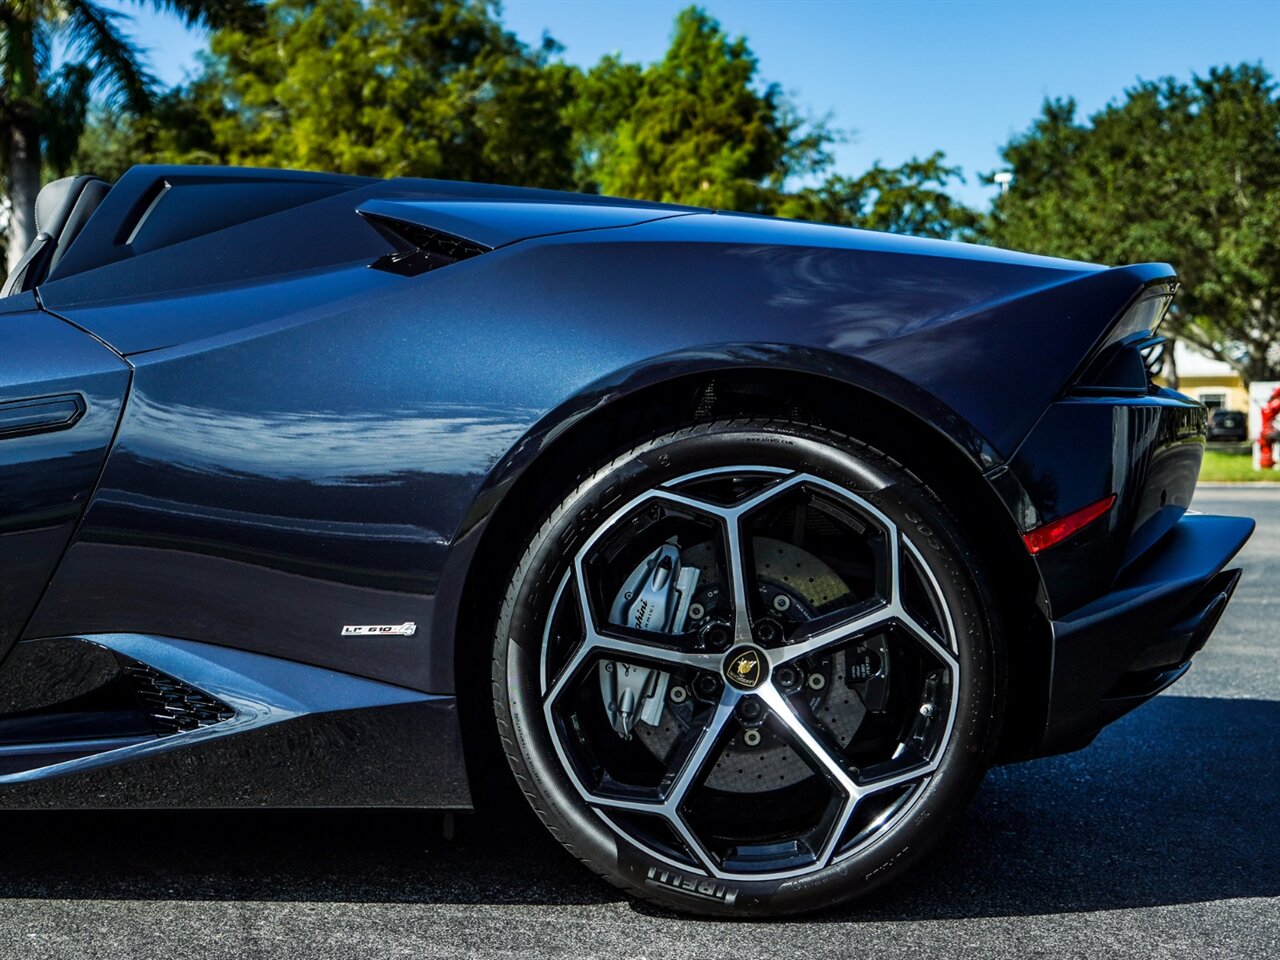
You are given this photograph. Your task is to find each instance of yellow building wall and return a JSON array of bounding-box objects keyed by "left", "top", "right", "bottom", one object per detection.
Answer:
[{"left": 1155, "top": 374, "right": 1249, "bottom": 412}]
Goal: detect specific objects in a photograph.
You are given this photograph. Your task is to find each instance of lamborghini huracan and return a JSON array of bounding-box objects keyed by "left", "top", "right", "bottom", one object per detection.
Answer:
[{"left": 0, "top": 167, "right": 1253, "bottom": 915}]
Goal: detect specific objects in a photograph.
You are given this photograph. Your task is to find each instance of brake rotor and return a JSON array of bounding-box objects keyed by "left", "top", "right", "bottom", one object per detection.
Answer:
[{"left": 613, "top": 537, "right": 861, "bottom": 793}]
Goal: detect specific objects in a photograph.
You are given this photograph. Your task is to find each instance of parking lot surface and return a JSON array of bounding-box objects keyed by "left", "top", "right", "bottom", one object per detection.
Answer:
[{"left": 0, "top": 487, "right": 1275, "bottom": 959}]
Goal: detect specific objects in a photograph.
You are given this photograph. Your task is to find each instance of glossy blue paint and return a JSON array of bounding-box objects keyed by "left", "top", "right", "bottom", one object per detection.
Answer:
[
  {"left": 1009, "top": 390, "right": 1207, "bottom": 617},
  {"left": 1045, "top": 514, "right": 1253, "bottom": 752},
  {"left": 355, "top": 197, "right": 699, "bottom": 247},
  {"left": 0, "top": 306, "right": 129, "bottom": 660},
  {"left": 29, "top": 175, "right": 1176, "bottom": 695},
  {"left": 0, "top": 165, "right": 1250, "bottom": 802}
]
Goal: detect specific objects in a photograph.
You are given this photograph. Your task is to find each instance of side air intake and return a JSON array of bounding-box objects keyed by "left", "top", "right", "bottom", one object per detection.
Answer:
[
  {"left": 360, "top": 212, "right": 491, "bottom": 277},
  {"left": 122, "top": 659, "right": 236, "bottom": 734},
  {"left": 0, "top": 638, "right": 237, "bottom": 777}
]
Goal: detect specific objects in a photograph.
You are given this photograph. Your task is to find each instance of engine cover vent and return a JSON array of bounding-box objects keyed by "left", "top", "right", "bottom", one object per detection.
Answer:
[{"left": 361, "top": 212, "right": 490, "bottom": 277}]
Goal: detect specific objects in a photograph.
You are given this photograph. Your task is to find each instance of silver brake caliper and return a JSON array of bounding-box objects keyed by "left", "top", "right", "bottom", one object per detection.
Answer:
[{"left": 599, "top": 541, "right": 701, "bottom": 739}]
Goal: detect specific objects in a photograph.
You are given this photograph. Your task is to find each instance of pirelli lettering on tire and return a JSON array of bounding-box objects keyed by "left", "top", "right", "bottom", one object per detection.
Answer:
[{"left": 644, "top": 867, "right": 738, "bottom": 906}]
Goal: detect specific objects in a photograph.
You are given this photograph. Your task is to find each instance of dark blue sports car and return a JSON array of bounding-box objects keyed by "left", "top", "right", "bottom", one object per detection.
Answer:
[{"left": 0, "top": 166, "right": 1252, "bottom": 915}]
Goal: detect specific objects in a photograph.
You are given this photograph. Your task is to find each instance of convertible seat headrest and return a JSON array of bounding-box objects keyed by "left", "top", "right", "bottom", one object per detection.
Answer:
[{"left": 3, "top": 174, "right": 111, "bottom": 297}]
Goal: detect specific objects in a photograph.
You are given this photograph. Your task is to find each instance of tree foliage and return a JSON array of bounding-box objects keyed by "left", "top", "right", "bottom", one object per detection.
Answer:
[
  {"left": 588, "top": 6, "right": 833, "bottom": 211},
  {"left": 561, "top": 53, "right": 642, "bottom": 193},
  {"left": 778, "top": 151, "right": 978, "bottom": 240},
  {"left": 153, "top": 0, "right": 579, "bottom": 188},
  {"left": 110, "top": 2, "right": 843, "bottom": 212},
  {"left": 1, "top": 0, "right": 261, "bottom": 269},
  {"left": 987, "top": 65, "right": 1280, "bottom": 383}
]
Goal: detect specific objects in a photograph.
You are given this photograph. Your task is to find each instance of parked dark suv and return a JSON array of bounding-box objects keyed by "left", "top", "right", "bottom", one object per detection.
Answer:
[{"left": 1208, "top": 409, "right": 1248, "bottom": 442}]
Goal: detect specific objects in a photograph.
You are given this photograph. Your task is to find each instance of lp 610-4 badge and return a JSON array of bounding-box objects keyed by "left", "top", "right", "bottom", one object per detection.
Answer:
[{"left": 341, "top": 622, "right": 417, "bottom": 637}]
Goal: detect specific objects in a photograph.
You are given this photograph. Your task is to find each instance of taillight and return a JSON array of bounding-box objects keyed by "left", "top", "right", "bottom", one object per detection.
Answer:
[{"left": 1023, "top": 494, "right": 1117, "bottom": 555}]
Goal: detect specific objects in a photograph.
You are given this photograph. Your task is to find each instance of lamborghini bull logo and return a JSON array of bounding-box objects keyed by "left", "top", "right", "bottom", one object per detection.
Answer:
[{"left": 724, "top": 647, "right": 764, "bottom": 690}]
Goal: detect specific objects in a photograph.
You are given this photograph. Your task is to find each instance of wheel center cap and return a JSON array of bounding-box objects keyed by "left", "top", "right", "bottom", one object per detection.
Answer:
[{"left": 723, "top": 645, "right": 769, "bottom": 690}]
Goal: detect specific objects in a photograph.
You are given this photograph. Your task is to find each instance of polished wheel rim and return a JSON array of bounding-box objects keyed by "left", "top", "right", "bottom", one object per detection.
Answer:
[{"left": 539, "top": 466, "right": 960, "bottom": 882}]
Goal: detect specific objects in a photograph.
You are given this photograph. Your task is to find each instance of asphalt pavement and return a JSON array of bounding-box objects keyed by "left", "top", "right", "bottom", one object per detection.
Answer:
[{"left": 0, "top": 487, "right": 1275, "bottom": 959}]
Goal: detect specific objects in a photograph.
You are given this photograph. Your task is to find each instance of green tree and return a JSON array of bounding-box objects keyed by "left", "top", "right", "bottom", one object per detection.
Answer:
[
  {"left": 778, "top": 151, "right": 979, "bottom": 240},
  {"left": 69, "top": 1, "right": 981, "bottom": 249},
  {"left": 72, "top": 87, "right": 227, "bottom": 181},
  {"left": 591, "top": 6, "right": 833, "bottom": 212},
  {"left": 1, "top": 0, "right": 259, "bottom": 273},
  {"left": 562, "top": 53, "right": 642, "bottom": 193},
  {"left": 167, "top": 0, "right": 577, "bottom": 188},
  {"left": 987, "top": 65, "right": 1280, "bottom": 383}
]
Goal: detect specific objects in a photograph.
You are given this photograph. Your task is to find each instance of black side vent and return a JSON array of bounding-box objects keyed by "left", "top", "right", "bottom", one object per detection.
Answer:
[
  {"left": 1074, "top": 332, "right": 1166, "bottom": 398},
  {"left": 122, "top": 660, "right": 236, "bottom": 735},
  {"left": 361, "top": 212, "right": 491, "bottom": 277},
  {"left": 1140, "top": 335, "right": 1166, "bottom": 385}
]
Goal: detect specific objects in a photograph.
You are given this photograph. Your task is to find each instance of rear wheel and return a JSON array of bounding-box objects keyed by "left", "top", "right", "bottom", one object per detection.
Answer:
[{"left": 493, "top": 420, "right": 999, "bottom": 916}]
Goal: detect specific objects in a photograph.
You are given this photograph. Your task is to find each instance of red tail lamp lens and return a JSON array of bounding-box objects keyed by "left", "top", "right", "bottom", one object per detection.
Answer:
[{"left": 1022, "top": 494, "right": 1117, "bottom": 555}]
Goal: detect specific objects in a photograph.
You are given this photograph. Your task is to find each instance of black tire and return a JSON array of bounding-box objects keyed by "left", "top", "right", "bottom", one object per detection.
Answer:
[{"left": 492, "top": 419, "right": 1002, "bottom": 916}]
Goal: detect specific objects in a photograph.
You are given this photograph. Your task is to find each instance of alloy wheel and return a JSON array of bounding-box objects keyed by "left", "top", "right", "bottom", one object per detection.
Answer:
[{"left": 538, "top": 466, "right": 960, "bottom": 882}]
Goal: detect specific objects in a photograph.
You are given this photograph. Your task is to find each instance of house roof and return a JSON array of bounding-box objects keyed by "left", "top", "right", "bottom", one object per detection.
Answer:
[{"left": 1174, "top": 341, "right": 1237, "bottom": 379}]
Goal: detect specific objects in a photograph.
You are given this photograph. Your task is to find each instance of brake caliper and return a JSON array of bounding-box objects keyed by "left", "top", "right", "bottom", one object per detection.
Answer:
[{"left": 599, "top": 542, "right": 700, "bottom": 739}]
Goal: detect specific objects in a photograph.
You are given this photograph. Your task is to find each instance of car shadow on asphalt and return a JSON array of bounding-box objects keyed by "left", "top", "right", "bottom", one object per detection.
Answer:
[{"left": 0, "top": 695, "right": 1274, "bottom": 919}]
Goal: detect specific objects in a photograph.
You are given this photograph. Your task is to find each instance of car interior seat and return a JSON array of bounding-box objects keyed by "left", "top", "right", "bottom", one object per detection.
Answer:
[{"left": 2, "top": 175, "right": 110, "bottom": 298}]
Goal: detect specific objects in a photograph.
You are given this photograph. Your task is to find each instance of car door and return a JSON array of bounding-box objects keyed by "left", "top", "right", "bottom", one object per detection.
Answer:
[{"left": 0, "top": 294, "right": 131, "bottom": 663}]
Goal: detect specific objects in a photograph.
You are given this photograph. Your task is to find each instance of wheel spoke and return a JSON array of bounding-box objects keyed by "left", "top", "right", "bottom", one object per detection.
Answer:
[
  {"left": 898, "top": 537, "right": 960, "bottom": 664},
  {"left": 649, "top": 478, "right": 813, "bottom": 647},
  {"left": 890, "top": 591, "right": 960, "bottom": 675},
  {"left": 728, "top": 472, "right": 808, "bottom": 515},
  {"left": 757, "top": 682, "right": 860, "bottom": 867},
  {"left": 543, "top": 564, "right": 722, "bottom": 705},
  {"left": 856, "top": 762, "right": 932, "bottom": 795},
  {"left": 584, "top": 686, "right": 740, "bottom": 874},
  {"left": 662, "top": 686, "right": 741, "bottom": 811},
  {"left": 544, "top": 627, "right": 723, "bottom": 707},
  {"left": 756, "top": 684, "right": 856, "bottom": 795},
  {"left": 767, "top": 601, "right": 896, "bottom": 665},
  {"left": 723, "top": 516, "right": 755, "bottom": 644},
  {"left": 582, "top": 687, "right": 739, "bottom": 816},
  {"left": 641, "top": 489, "right": 763, "bottom": 646}
]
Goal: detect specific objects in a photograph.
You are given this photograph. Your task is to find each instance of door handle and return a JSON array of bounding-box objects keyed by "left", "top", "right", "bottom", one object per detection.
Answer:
[{"left": 0, "top": 394, "right": 85, "bottom": 439}]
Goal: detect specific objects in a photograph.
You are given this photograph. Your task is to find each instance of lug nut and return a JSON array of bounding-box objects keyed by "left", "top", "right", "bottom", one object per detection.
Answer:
[
  {"left": 736, "top": 697, "right": 765, "bottom": 724},
  {"left": 774, "top": 664, "right": 800, "bottom": 691},
  {"left": 700, "top": 619, "right": 732, "bottom": 652},
  {"left": 694, "top": 672, "right": 721, "bottom": 700},
  {"left": 755, "top": 617, "right": 783, "bottom": 645}
]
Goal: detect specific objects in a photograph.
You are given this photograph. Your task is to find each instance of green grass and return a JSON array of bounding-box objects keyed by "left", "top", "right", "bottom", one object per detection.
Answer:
[{"left": 1200, "top": 448, "right": 1280, "bottom": 482}]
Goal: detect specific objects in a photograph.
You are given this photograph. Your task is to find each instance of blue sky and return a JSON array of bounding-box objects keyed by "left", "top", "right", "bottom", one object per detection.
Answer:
[{"left": 114, "top": 0, "right": 1279, "bottom": 207}]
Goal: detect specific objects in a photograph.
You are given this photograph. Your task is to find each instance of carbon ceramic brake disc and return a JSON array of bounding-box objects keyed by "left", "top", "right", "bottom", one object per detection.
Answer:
[{"left": 614, "top": 538, "right": 859, "bottom": 793}]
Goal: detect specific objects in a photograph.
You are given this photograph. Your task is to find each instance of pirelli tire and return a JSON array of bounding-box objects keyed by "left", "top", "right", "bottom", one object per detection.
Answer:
[{"left": 492, "top": 419, "right": 1003, "bottom": 916}]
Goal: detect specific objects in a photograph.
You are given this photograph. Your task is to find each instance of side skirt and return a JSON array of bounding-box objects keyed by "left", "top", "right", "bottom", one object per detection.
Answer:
[{"left": 0, "top": 634, "right": 471, "bottom": 809}]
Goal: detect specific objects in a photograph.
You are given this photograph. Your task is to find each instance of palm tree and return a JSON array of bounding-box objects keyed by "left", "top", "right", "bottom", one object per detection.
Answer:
[{"left": 1, "top": 1, "right": 260, "bottom": 274}]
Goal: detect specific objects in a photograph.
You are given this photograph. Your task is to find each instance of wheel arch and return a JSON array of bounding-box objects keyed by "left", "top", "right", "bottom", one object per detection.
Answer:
[{"left": 442, "top": 347, "right": 1052, "bottom": 801}]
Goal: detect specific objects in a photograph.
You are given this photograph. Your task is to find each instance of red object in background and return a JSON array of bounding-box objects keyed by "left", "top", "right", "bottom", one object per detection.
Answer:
[
  {"left": 1261, "top": 387, "right": 1280, "bottom": 470},
  {"left": 1023, "top": 494, "right": 1118, "bottom": 555}
]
